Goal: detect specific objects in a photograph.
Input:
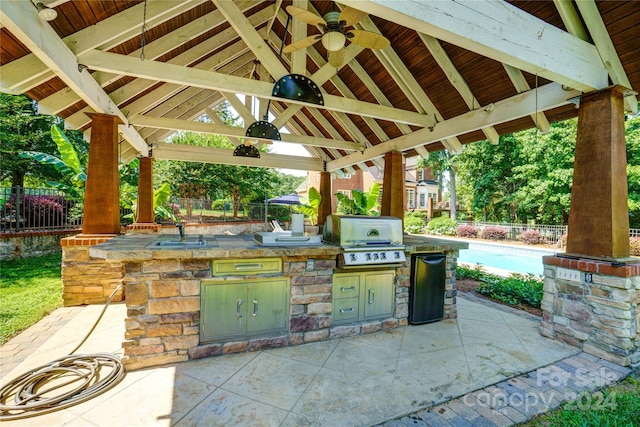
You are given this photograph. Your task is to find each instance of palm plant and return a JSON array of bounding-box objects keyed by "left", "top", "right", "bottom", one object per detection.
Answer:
[
  {"left": 297, "top": 187, "right": 321, "bottom": 225},
  {"left": 335, "top": 182, "right": 381, "bottom": 215}
]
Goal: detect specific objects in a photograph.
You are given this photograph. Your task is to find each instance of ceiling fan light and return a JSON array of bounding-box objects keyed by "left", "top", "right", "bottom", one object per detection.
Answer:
[
  {"left": 321, "top": 32, "right": 346, "bottom": 52},
  {"left": 36, "top": 2, "right": 57, "bottom": 21}
]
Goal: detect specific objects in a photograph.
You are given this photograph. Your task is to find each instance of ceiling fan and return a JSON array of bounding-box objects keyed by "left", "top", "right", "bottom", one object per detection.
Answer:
[{"left": 283, "top": 4, "right": 390, "bottom": 68}]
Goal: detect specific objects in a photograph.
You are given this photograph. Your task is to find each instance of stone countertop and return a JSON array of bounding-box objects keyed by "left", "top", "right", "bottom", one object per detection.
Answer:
[
  {"left": 89, "top": 233, "right": 341, "bottom": 261},
  {"left": 403, "top": 235, "right": 468, "bottom": 252},
  {"left": 89, "top": 233, "right": 468, "bottom": 261}
]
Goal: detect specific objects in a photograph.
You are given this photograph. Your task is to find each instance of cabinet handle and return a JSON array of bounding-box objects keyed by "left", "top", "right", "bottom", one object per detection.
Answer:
[
  {"left": 340, "top": 286, "right": 356, "bottom": 292},
  {"left": 233, "top": 263, "right": 263, "bottom": 270},
  {"left": 237, "top": 299, "right": 243, "bottom": 318},
  {"left": 340, "top": 307, "right": 355, "bottom": 313},
  {"left": 252, "top": 299, "right": 258, "bottom": 317},
  {"left": 368, "top": 289, "right": 375, "bottom": 304}
]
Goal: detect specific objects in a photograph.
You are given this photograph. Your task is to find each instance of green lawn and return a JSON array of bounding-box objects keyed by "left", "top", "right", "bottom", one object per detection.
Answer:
[
  {"left": 0, "top": 253, "right": 63, "bottom": 344},
  {"left": 522, "top": 375, "right": 640, "bottom": 427}
]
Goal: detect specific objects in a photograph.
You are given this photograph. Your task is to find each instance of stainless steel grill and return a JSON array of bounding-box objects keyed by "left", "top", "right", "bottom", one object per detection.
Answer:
[{"left": 323, "top": 215, "right": 406, "bottom": 268}]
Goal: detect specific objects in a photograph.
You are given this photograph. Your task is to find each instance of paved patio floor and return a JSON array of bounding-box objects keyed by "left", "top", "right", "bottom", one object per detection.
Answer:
[{"left": 1, "top": 295, "right": 630, "bottom": 426}]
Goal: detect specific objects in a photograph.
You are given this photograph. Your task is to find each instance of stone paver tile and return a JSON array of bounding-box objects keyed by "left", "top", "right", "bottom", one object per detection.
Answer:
[
  {"left": 430, "top": 404, "right": 459, "bottom": 420},
  {"left": 448, "top": 416, "right": 475, "bottom": 427},
  {"left": 415, "top": 409, "right": 453, "bottom": 426},
  {"left": 475, "top": 405, "right": 513, "bottom": 426},
  {"left": 446, "top": 398, "right": 481, "bottom": 420},
  {"left": 497, "top": 405, "right": 528, "bottom": 423},
  {"left": 469, "top": 416, "right": 498, "bottom": 427}
]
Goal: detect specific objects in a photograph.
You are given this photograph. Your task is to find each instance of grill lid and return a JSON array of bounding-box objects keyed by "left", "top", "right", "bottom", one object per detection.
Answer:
[{"left": 323, "top": 215, "right": 404, "bottom": 247}]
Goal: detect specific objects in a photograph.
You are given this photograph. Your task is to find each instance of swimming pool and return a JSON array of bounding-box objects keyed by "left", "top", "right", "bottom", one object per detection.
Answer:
[{"left": 457, "top": 242, "right": 552, "bottom": 275}]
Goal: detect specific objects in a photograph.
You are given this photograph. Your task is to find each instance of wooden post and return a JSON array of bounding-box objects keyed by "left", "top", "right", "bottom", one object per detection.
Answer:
[
  {"left": 82, "top": 113, "right": 122, "bottom": 235},
  {"left": 566, "top": 85, "right": 630, "bottom": 259},
  {"left": 136, "top": 157, "right": 155, "bottom": 223},
  {"left": 381, "top": 151, "right": 405, "bottom": 220},
  {"left": 317, "top": 171, "right": 332, "bottom": 226}
]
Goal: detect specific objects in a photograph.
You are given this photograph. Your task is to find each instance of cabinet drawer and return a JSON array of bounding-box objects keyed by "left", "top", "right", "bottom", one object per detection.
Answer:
[
  {"left": 333, "top": 297, "right": 360, "bottom": 322},
  {"left": 333, "top": 274, "right": 360, "bottom": 298},
  {"left": 212, "top": 258, "right": 282, "bottom": 276}
]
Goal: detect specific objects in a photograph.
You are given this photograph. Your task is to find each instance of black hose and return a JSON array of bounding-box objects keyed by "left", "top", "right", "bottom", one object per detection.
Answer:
[{"left": 0, "top": 285, "right": 126, "bottom": 421}]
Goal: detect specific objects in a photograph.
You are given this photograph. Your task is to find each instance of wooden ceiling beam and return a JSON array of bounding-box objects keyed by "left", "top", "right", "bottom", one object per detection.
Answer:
[
  {"left": 419, "top": 33, "right": 500, "bottom": 145},
  {"left": 570, "top": 1, "right": 637, "bottom": 113},
  {"left": 77, "top": 49, "right": 436, "bottom": 128},
  {"left": 130, "top": 115, "right": 364, "bottom": 151},
  {"left": 37, "top": 2, "right": 262, "bottom": 116},
  {"left": 503, "top": 64, "right": 551, "bottom": 133},
  {"left": 65, "top": 52, "right": 256, "bottom": 130},
  {"left": 342, "top": 0, "right": 608, "bottom": 93},
  {"left": 0, "top": 0, "right": 148, "bottom": 156},
  {"left": 0, "top": 0, "right": 204, "bottom": 94},
  {"left": 357, "top": 15, "right": 463, "bottom": 153},
  {"left": 327, "top": 83, "right": 582, "bottom": 171},
  {"left": 152, "top": 142, "right": 323, "bottom": 172}
]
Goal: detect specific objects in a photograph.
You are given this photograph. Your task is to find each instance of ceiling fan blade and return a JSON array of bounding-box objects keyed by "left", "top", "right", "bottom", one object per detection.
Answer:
[
  {"left": 328, "top": 49, "right": 345, "bottom": 68},
  {"left": 348, "top": 29, "right": 390, "bottom": 50},
  {"left": 282, "top": 34, "right": 321, "bottom": 53},
  {"left": 338, "top": 6, "right": 368, "bottom": 27},
  {"left": 286, "top": 5, "right": 326, "bottom": 27}
]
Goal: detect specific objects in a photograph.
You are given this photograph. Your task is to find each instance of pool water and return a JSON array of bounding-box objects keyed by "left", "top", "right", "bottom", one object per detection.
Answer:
[{"left": 457, "top": 244, "right": 549, "bottom": 275}]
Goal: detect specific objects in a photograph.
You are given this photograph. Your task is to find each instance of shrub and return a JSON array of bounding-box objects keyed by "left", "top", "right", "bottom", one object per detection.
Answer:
[
  {"left": 475, "top": 272, "right": 544, "bottom": 308},
  {"left": 481, "top": 226, "right": 507, "bottom": 240},
  {"left": 425, "top": 216, "right": 458, "bottom": 236},
  {"left": 631, "top": 237, "right": 640, "bottom": 256},
  {"left": 3, "top": 195, "right": 66, "bottom": 228},
  {"left": 456, "top": 224, "right": 478, "bottom": 238},
  {"left": 404, "top": 212, "right": 426, "bottom": 234},
  {"left": 520, "top": 229, "right": 545, "bottom": 245},
  {"left": 456, "top": 265, "right": 488, "bottom": 281}
]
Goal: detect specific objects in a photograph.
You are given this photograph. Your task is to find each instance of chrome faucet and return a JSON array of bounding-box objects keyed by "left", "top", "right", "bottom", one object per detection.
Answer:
[{"left": 176, "top": 223, "right": 185, "bottom": 241}]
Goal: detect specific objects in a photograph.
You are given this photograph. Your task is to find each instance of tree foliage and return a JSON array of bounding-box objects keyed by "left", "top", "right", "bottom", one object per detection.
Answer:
[
  {"left": 335, "top": 182, "right": 380, "bottom": 215},
  {"left": 0, "top": 94, "right": 62, "bottom": 188}
]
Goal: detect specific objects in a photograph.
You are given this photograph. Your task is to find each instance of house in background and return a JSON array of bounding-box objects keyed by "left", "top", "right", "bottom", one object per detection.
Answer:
[{"left": 297, "top": 156, "right": 440, "bottom": 216}]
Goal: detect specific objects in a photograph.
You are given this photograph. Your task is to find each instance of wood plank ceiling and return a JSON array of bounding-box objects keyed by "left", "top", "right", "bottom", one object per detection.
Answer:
[{"left": 1, "top": 0, "right": 638, "bottom": 176}]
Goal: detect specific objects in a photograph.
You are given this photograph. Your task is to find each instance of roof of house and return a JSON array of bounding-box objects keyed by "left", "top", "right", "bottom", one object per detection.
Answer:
[{"left": 1, "top": 1, "right": 637, "bottom": 175}]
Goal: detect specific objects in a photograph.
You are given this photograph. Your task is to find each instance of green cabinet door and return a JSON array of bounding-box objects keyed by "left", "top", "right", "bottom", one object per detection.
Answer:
[
  {"left": 247, "top": 279, "right": 289, "bottom": 335},
  {"left": 201, "top": 282, "right": 246, "bottom": 342},
  {"left": 363, "top": 271, "right": 394, "bottom": 319}
]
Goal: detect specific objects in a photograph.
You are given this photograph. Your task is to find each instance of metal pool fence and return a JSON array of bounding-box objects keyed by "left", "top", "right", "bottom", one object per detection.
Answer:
[{"left": 0, "top": 186, "right": 82, "bottom": 232}]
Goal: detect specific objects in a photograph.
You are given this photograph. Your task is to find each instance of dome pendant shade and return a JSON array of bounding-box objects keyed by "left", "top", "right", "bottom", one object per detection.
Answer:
[
  {"left": 245, "top": 121, "right": 281, "bottom": 140},
  {"left": 233, "top": 144, "right": 261, "bottom": 158},
  {"left": 272, "top": 74, "right": 324, "bottom": 106},
  {"left": 321, "top": 31, "right": 346, "bottom": 51}
]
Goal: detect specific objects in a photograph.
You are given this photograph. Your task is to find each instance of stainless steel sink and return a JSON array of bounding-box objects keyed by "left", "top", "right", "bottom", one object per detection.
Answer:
[{"left": 148, "top": 238, "right": 210, "bottom": 249}]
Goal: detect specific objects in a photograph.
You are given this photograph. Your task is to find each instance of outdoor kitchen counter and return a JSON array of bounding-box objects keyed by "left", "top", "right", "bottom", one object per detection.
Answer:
[
  {"left": 403, "top": 235, "right": 469, "bottom": 253},
  {"left": 88, "top": 233, "right": 341, "bottom": 260}
]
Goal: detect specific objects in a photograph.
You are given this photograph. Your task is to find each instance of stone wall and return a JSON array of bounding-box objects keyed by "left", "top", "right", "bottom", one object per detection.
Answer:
[
  {"left": 0, "top": 230, "right": 79, "bottom": 260},
  {"left": 61, "top": 235, "right": 124, "bottom": 306},
  {"left": 541, "top": 255, "right": 640, "bottom": 367}
]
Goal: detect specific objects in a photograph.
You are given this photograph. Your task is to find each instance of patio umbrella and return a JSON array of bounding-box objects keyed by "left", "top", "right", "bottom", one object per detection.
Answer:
[{"left": 267, "top": 193, "right": 301, "bottom": 205}]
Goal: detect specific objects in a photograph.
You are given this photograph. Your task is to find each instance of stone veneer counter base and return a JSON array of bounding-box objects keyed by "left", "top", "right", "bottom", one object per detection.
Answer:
[{"left": 77, "top": 233, "right": 467, "bottom": 370}]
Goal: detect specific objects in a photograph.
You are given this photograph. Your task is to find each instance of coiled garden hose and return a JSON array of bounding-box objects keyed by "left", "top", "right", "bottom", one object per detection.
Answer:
[{"left": 0, "top": 284, "right": 126, "bottom": 421}]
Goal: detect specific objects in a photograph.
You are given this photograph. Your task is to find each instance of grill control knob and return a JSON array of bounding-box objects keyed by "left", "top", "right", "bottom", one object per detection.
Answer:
[
  {"left": 373, "top": 253, "right": 380, "bottom": 260},
  {"left": 349, "top": 253, "right": 357, "bottom": 261},
  {"left": 394, "top": 251, "right": 401, "bottom": 259},
  {"left": 366, "top": 253, "right": 372, "bottom": 261},
  {"left": 380, "top": 253, "right": 387, "bottom": 260}
]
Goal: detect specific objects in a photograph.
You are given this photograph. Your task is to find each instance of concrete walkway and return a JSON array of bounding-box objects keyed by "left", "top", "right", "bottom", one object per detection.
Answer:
[{"left": 0, "top": 295, "right": 632, "bottom": 426}]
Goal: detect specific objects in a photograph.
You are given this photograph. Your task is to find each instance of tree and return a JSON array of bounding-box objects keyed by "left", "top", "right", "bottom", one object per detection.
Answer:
[
  {"left": 19, "top": 125, "right": 88, "bottom": 200},
  {"left": 154, "top": 131, "right": 281, "bottom": 218},
  {"left": 626, "top": 112, "right": 640, "bottom": 228},
  {"left": 335, "top": 182, "right": 380, "bottom": 215},
  {"left": 418, "top": 151, "right": 459, "bottom": 220},
  {"left": 0, "top": 94, "right": 60, "bottom": 188}
]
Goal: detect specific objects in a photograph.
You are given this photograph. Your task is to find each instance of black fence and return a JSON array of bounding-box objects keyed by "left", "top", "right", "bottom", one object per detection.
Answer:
[{"left": 0, "top": 186, "right": 82, "bottom": 233}]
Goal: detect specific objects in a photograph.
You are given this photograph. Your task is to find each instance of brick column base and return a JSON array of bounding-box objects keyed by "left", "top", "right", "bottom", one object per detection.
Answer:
[
  {"left": 541, "top": 255, "right": 640, "bottom": 367},
  {"left": 61, "top": 235, "right": 124, "bottom": 306},
  {"left": 126, "top": 223, "right": 160, "bottom": 234}
]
